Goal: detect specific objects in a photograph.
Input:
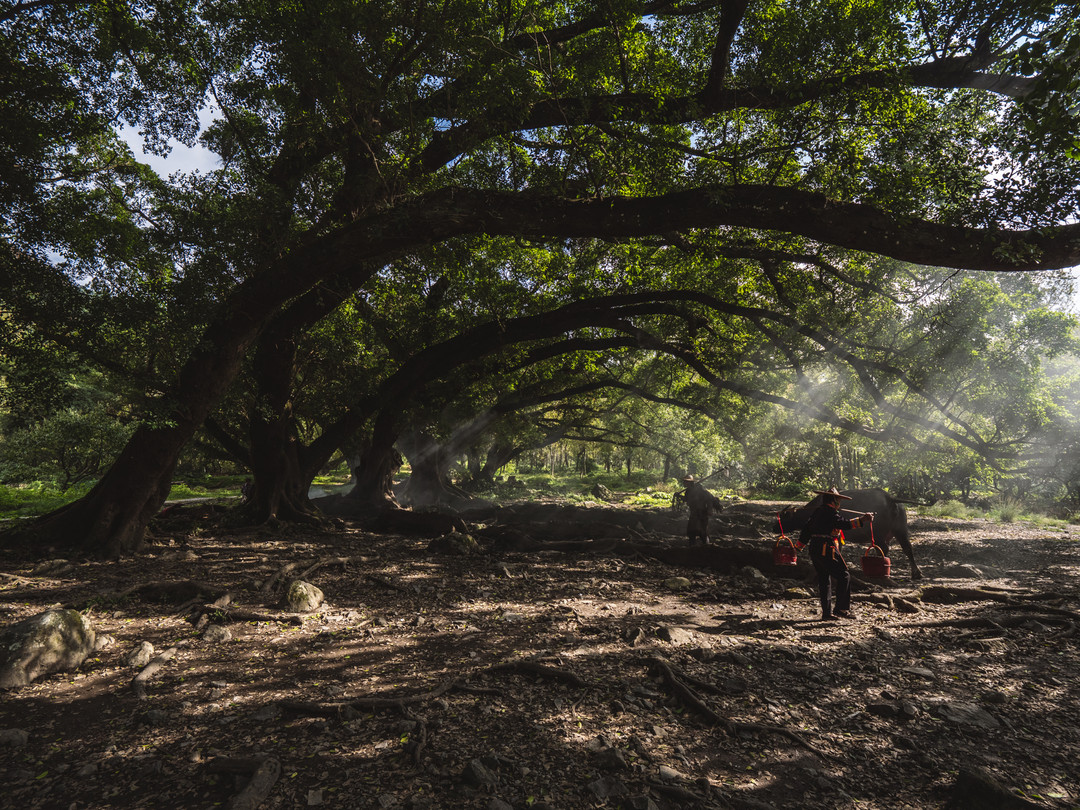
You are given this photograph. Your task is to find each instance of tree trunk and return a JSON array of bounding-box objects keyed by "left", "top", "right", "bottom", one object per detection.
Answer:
[
  {"left": 15, "top": 239, "right": 382, "bottom": 555},
  {"left": 247, "top": 417, "right": 315, "bottom": 523},
  {"left": 474, "top": 443, "right": 520, "bottom": 486},
  {"left": 399, "top": 430, "right": 470, "bottom": 508},
  {"left": 21, "top": 423, "right": 182, "bottom": 558},
  {"left": 346, "top": 431, "right": 402, "bottom": 511},
  {"left": 244, "top": 324, "right": 318, "bottom": 523}
]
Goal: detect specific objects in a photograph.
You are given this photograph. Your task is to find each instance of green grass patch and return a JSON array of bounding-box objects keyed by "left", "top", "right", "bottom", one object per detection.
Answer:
[
  {"left": 0, "top": 482, "right": 90, "bottom": 519},
  {"left": 920, "top": 499, "right": 979, "bottom": 520}
]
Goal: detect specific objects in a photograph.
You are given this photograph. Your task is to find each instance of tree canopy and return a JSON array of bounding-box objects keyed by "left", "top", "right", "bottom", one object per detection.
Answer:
[{"left": 3, "top": 0, "right": 1080, "bottom": 555}]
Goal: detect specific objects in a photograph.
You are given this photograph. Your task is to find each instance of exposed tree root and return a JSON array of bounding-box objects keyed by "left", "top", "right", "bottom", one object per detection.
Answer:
[
  {"left": 187, "top": 600, "right": 304, "bottom": 628},
  {"left": 185, "top": 592, "right": 233, "bottom": 628},
  {"left": 0, "top": 572, "right": 37, "bottom": 586},
  {"left": 486, "top": 661, "right": 588, "bottom": 688},
  {"left": 646, "top": 655, "right": 836, "bottom": 761},
  {"left": 366, "top": 509, "right": 468, "bottom": 537},
  {"left": 364, "top": 572, "right": 411, "bottom": 593},
  {"left": 132, "top": 646, "right": 179, "bottom": 699},
  {"left": 260, "top": 562, "right": 303, "bottom": 594},
  {"left": 208, "top": 754, "right": 281, "bottom": 810},
  {"left": 916, "top": 585, "right": 1032, "bottom": 605},
  {"left": 261, "top": 554, "right": 377, "bottom": 596},
  {"left": 298, "top": 555, "right": 374, "bottom": 581},
  {"left": 279, "top": 676, "right": 463, "bottom": 717},
  {"left": 1048, "top": 621, "right": 1077, "bottom": 641},
  {"left": 400, "top": 708, "right": 429, "bottom": 766},
  {"left": 907, "top": 613, "right": 1072, "bottom": 630},
  {"left": 116, "top": 579, "right": 223, "bottom": 605},
  {"left": 645, "top": 778, "right": 709, "bottom": 804}
]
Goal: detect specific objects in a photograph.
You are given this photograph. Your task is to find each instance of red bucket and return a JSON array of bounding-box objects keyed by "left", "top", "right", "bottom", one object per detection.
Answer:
[
  {"left": 773, "top": 536, "right": 798, "bottom": 566},
  {"left": 861, "top": 543, "right": 891, "bottom": 578}
]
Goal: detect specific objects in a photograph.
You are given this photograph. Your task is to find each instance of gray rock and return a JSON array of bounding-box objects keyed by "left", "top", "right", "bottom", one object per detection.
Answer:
[
  {"left": 623, "top": 797, "right": 660, "bottom": 810},
  {"left": 740, "top": 566, "right": 767, "bottom": 582},
  {"left": 462, "top": 758, "right": 499, "bottom": 788},
  {"left": 657, "top": 626, "right": 696, "bottom": 645},
  {"left": 596, "top": 747, "right": 628, "bottom": 771},
  {"left": 901, "top": 666, "right": 935, "bottom": 679},
  {"left": 587, "top": 775, "right": 629, "bottom": 799},
  {"left": 142, "top": 709, "right": 169, "bottom": 726},
  {"left": 0, "top": 609, "right": 96, "bottom": 688},
  {"left": 126, "top": 641, "right": 155, "bottom": 668},
  {"left": 31, "top": 559, "right": 74, "bottom": 577},
  {"left": 664, "top": 576, "right": 692, "bottom": 591},
  {"left": 0, "top": 728, "right": 29, "bottom": 746},
  {"left": 202, "top": 624, "right": 233, "bottom": 643},
  {"left": 285, "top": 581, "right": 325, "bottom": 613},
  {"left": 487, "top": 800, "right": 513, "bottom": 810},
  {"left": 867, "top": 702, "right": 899, "bottom": 718},
  {"left": 658, "top": 764, "right": 689, "bottom": 782},
  {"left": 928, "top": 700, "right": 1000, "bottom": 728}
]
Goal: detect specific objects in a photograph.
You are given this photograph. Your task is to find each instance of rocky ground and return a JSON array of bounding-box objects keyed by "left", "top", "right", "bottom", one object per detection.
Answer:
[{"left": 1, "top": 498, "right": 1078, "bottom": 810}]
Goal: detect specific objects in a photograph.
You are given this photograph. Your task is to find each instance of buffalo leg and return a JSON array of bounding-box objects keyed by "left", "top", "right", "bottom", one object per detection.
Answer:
[{"left": 893, "top": 528, "right": 923, "bottom": 579}]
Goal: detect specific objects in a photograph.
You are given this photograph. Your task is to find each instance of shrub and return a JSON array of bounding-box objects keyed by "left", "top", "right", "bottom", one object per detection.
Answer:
[
  {"left": 0, "top": 406, "right": 134, "bottom": 490},
  {"left": 988, "top": 497, "right": 1023, "bottom": 523}
]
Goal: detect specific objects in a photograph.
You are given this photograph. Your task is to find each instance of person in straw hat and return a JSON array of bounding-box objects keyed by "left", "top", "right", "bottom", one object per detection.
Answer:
[
  {"left": 794, "top": 487, "right": 873, "bottom": 620},
  {"left": 680, "top": 474, "right": 722, "bottom": 546}
]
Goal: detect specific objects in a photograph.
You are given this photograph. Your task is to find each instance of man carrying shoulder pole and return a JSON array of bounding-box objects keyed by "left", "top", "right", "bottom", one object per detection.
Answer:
[{"left": 794, "top": 486, "right": 874, "bottom": 621}]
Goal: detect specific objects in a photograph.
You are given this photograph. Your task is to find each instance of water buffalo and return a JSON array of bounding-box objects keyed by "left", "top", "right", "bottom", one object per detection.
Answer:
[{"left": 776, "top": 488, "right": 923, "bottom": 579}]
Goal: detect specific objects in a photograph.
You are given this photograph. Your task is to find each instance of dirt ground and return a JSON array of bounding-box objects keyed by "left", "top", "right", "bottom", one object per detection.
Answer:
[{"left": 1, "top": 498, "right": 1078, "bottom": 810}]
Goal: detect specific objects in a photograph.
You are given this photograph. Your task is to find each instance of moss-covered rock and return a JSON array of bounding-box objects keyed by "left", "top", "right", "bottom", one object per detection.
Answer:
[{"left": 0, "top": 609, "right": 96, "bottom": 688}]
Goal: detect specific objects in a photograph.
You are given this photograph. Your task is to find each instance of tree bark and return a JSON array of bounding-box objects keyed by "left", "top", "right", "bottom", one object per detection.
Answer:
[
  {"left": 347, "top": 435, "right": 402, "bottom": 512},
  {"left": 398, "top": 430, "right": 470, "bottom": 508}
]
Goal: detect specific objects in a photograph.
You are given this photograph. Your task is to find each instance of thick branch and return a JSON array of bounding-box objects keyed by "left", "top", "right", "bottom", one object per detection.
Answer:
[
  {"left": 420, "top": 57, "right": 1037, "bottom": 170},
  {"left": 339, "top": 185, "right": 1080, "bottom": 272}
]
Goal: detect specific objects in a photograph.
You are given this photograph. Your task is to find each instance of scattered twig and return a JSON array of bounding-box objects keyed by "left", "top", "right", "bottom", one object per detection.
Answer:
[{"left": 647, "top": 655, "right": 836, "bottom": 761}]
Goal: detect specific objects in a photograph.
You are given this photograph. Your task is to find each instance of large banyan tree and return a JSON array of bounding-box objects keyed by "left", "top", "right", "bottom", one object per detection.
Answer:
[{"left": 2, "top": 0, "right": 1080, "bottom": 555}]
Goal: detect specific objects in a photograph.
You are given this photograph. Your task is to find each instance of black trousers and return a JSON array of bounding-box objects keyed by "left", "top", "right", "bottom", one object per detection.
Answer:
[{"left": 809, "top": 541, "right": 850, "bottom": 616}]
